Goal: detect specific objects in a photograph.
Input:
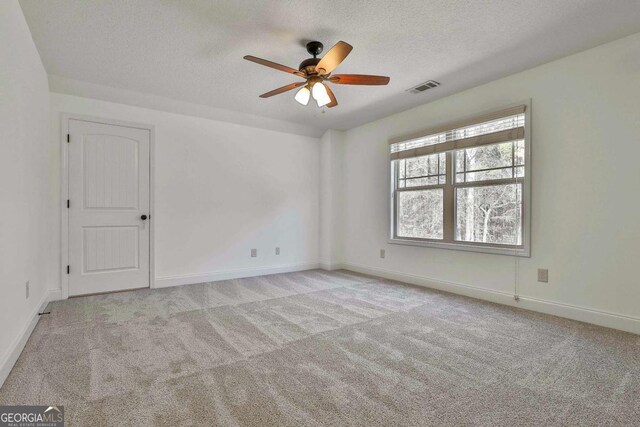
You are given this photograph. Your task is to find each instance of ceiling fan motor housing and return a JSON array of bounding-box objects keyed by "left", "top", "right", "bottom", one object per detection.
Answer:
[{"left": 299, "top": 57, "right": 321, "bottom": 74}]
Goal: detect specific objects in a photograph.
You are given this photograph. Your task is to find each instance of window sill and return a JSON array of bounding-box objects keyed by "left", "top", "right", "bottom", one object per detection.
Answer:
[{"left": 387, "top": 238, "right": 530, "bottom": 257}]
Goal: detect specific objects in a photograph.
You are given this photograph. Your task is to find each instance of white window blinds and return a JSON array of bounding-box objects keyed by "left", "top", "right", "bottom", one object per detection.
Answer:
[{"left": 389, "top": 105, "right": 526, "bottom": 160}]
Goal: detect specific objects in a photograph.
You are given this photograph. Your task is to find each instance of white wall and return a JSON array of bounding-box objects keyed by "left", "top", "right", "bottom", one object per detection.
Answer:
[
  {"left": 0, "top": 1, "right": 53, "bottom": 385},
  {"left": 319, "top": 129, "right": 345, "bottom": 269},
  {"left": 338, "top": 33, "right": 640, "bottom": 332},
  {"left": 50, "top": 93, "right": 320, "bottom": 288}
]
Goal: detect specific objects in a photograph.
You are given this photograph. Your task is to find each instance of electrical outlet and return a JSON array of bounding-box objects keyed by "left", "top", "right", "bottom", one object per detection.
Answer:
[
  {"left": 275, "top": 247, "right": 280, "bottom": 255},
  {"left": 380, "top": 249, "right": 385, "bottom": 259},
  {"left": 251, "top": 249, "right": 257, "bottom": 258},
  {"left": 25, "top": 281, "right": 30, "bottom": 299},
  {"left": 537, "top": 269, "right": 549, "bottom": 283}
]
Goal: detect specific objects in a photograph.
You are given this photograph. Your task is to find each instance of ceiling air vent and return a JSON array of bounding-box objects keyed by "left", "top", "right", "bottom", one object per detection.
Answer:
[{"left": 407, "top": 80, "right": 440, "bottom": 94}]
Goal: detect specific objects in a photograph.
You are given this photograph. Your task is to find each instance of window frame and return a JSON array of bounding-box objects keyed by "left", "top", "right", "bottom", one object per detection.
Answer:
[{"left": 388, "top": 101, "right": 531, "bottom": 257}]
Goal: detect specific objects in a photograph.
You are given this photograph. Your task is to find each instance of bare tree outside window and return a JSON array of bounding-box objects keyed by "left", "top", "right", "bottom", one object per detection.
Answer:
[
  {"left": 456, "top": 184, "right": 522, "bottom": 245},
  {"left": 398, "top": 189, "right": 443, "bottom": 239},
  {"left": 395, "top": 153, "right": 446, "bottom": 239},
  {"left": 390, "top": 107, "right": 529, "bottom": 255},
  {"left": 454, "top": 140, "right": 523, "bottom": 245}
]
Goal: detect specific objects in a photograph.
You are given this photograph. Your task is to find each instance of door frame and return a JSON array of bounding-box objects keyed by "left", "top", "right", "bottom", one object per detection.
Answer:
[{"left": 60, "top": 113, "right": 156, "bottom": 299}]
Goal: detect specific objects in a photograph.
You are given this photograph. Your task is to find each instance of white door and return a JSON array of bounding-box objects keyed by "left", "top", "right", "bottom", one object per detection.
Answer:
[{"left": 68, "top": 119, "right": 150, "bottom": 296}]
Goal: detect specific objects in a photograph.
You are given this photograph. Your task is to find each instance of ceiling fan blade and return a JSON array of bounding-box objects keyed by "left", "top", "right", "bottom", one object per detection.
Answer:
[
  {"left": 244, "top": 55, "right": 306, "bottom": 77},
  {"left": 315, "top": 41, "right": 353, "bottom": 75},
  {"left": 325, "top": 84, "right": 338, "bottom": 108},
  {"left": 329, "top": 74, "right": 390, "bottom": 85},
  {"left": 259, "top": 82, "right": 306, "bottom": 98}
]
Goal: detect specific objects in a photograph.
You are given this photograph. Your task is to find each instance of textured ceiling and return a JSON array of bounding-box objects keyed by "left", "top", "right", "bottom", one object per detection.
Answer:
[{"left": 20, "top": 0, "right": 640, "bottom": 136}]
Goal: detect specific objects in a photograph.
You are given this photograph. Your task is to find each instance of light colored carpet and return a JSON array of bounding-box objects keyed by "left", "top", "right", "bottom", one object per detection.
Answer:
[{"left": 1, "top": 269, "right": 639, "bottom": 426}]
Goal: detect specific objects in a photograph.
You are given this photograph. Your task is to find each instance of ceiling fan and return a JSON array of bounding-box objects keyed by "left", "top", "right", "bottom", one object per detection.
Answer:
[{"left": 244, "top": 41, "right": 390, "bottom": 108}]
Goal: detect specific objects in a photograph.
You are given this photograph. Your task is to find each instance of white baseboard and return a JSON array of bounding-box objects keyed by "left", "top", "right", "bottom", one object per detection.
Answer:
[
  {"left": 514, "top": 296, "right": 640, "bottom": 335},
  {"left": 0, "top": 289, "right": 57, "bottom": 389},
  {"left": 341, "top": 262, "right": 640, "bottom": 335},
  {"left": 154, "top": 262, "right": 321, "bottom": 288},
  {"left": 318, "top": 261, "right": 342, "bottom": 271}
]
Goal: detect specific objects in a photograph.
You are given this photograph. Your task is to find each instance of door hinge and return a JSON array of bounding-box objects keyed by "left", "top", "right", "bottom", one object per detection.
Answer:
[
  {"left": 67, "top": 199, "right": 70, "bottom": 208},
  {"left": 67, "top": 265, "right": 70, "bottom": 274},
  {"left": 67, "top": 134, "right": 70, "bottom": 143}
]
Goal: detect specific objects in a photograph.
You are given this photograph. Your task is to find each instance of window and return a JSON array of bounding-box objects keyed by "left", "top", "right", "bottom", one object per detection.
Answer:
[{"left": 389, "top": 105, "right": 530, "bottom": 256}]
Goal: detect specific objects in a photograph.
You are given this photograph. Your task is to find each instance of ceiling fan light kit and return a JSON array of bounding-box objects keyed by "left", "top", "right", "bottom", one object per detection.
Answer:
[
  {"left": 294, "top": 85, "right": 311, "bottom": 105},
  {"left": 244, "top": 40, "right": 390, "bottom": 109},
  {"left": 311, "top": 82, "right": 331, "bottom": 107}
]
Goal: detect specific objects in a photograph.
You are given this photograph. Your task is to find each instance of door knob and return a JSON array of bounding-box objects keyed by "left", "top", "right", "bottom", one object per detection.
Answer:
[{"left": 141, "top": 214, "right": 148, "bottom": 220}]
